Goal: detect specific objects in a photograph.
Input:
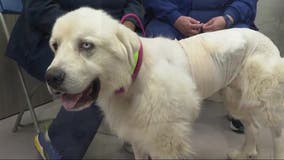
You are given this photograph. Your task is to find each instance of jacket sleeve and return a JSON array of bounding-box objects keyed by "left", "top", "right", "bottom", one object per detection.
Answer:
[
  {"left": 123, "top": 0, "right": 145, "bottom": 27},
  {"left": 224, "top": 0, "right": 258, "bottom": 24},
  {"left": 143, "top": 0, "right": 182, "bottom": 25},
  {"left": 22, "top": 0, "right": 66, "bottom": 34}
]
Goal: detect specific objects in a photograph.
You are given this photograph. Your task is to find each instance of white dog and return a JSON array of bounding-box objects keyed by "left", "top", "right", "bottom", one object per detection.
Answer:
[{"left": 45, "top": 7, "right": 284, "bottom": 159}]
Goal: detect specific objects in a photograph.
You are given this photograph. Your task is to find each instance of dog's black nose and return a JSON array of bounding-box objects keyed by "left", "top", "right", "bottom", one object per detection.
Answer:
[{"left": 45, "top": 68, "right": 65, "bottom": 89}]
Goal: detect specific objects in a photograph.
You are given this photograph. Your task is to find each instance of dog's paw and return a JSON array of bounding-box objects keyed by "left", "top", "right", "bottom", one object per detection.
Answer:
[{"left": 227, "top": 149, "right": 258, "bottom": 160}]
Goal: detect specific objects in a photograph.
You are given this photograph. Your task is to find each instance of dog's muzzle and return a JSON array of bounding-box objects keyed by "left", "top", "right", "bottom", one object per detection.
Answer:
[
  {"left": 45, "top": 68, "right": 65, "bottom": 90},
  {"left": 45, "top": 68, "right": 101, "bottom": 110}
]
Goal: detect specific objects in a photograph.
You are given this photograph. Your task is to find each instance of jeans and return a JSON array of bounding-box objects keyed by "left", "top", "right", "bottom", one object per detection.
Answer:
[{"left": 145, "top": 19, "right": 184, "bottom": 40}]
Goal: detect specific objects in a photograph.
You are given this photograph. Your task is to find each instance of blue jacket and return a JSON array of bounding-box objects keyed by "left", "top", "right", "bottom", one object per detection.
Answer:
[
  {"left": 5, "top": 0, "right": 144, "bottom": 71},
  {"left": 144, "top": 0, "right": 258, "bottom": 29}
]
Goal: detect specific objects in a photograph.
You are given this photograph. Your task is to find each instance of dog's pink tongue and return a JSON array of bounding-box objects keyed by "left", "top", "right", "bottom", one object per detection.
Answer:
[{"left": 61, "top": 93, "right": 83, "bottom": 109}]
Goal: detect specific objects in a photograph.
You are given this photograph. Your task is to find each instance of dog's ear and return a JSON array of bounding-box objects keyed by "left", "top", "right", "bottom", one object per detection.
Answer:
[{"left": 116, "top": 25, "right": 140, "bottom": 67}]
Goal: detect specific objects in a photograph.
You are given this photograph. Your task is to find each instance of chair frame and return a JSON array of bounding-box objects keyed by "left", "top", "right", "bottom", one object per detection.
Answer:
[{"left": 0, "top": 3, "right": 40, "bottom": 133}]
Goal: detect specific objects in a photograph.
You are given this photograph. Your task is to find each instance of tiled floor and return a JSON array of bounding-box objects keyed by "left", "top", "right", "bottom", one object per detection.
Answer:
[{"left": 0, "top": 100, "right": 274, "bottom": 159}]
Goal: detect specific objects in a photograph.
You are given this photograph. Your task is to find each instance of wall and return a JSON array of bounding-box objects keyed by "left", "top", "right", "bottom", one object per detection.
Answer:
[{"left": 256, "top": 0, "right": 284, "bottom": 56}]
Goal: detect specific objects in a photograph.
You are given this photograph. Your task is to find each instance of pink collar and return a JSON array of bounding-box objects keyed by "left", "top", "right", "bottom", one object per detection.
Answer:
[{"left": 115, "top": 41, "right": 143, "bottom": 94}]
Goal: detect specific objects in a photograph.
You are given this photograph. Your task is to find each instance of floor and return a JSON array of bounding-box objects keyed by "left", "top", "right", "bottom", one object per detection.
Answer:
[{"left": 0, "top": 100, "right": 274, "bottom": 159}]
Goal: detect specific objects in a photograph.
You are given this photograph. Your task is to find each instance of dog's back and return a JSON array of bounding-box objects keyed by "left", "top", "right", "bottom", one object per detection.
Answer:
[{"left": 178, "top": 28, "right": 280, "bottom": 99}]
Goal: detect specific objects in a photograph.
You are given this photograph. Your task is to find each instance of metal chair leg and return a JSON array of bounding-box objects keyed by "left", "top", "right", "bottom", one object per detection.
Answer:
[
  {"left": 17, "top": 66, "right": 40, "bottom": 133},
  {"left": 1, "top": 13, "right": 40, "bottom": 133},
  {"left": 0, "top": 13, "right": 10, "bottom": 39},
  {"left": 12, "top": 106, "right": 25, "bottom": 132}
]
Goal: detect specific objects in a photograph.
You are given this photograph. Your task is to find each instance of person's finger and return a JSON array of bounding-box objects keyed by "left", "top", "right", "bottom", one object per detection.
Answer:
[
  {"left": 123, "top": 21, "right": 136, "bottom": 31},
  {"left": 202, "top": 25, "right": 210, "bottom": 31},
  {"left": 188, "top": 17, "right": 200, "bottom": 24},
  {"left": 204, "top": 19, "right": 214, "bottom": 28},
  {"left": 203, "top": 21, "right": 215, "bottom": 31},
  {"left": 189, "top": 29, "right": 200, "bottom": 35},
  {"left": 202, "top": 25, "right": 210, "bottom": 32},
  {"left": 203, "top": 26, "right": 215, "bottom": 32},
  {"left": 191, "top": 23, "right": 203, "bottom": 30}
]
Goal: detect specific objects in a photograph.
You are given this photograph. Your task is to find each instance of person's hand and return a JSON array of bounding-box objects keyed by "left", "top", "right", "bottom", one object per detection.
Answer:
[
  {"left": 203, "top": 16, "right": 226, "bottom": 32},
  {"left": 123, "top": 20, "right": 136, "bottom": 31},
  {"left": 174, "top": 16, "right": 203, "bottom": 37}
]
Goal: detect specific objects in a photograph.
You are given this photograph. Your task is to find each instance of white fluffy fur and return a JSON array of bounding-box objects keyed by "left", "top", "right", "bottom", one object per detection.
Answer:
[{"left": 48, "top": 8, "right": 284, "bottom": 159}]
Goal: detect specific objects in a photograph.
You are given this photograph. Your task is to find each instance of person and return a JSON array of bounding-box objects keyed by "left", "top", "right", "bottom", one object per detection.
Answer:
[
  {"left": 144, "top": 0, "right": 258, "bottom": 40},
  {"left": 143, "top": 0, "right": 258, "bottom": 133},
  {"left": 5, "top": 0, "right": 144, "bottom": 159}
]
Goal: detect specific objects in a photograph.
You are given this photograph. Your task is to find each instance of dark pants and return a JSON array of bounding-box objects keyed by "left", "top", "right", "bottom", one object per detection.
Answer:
[
  {"left": 49, "top": 105, "right": 103, "bottom": 159},
  {"left": 145, "top": 19, "right": 256, "bottom": 41},
  {"left": 23, "top": 40, "right": 103, "bottom": 159},
  {"left": 145, "top": 19, "right": 184, "bottom": 40}
]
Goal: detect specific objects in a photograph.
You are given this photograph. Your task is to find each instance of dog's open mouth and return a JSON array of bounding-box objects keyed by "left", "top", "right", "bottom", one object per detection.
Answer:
[{"left": 60, "top": 78, "right": 100, "bottom": 110}]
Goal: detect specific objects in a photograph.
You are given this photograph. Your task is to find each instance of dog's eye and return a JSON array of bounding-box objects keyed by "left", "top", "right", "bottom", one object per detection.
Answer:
[
  {"left": 52, "top": 42, "right": 58, "bottom": 51},
  {"left": 79, "top": 41, "right": 94, "bottom": 51}
]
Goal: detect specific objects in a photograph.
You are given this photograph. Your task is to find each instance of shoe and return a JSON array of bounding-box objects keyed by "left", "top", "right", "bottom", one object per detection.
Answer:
[
  {"left": 34, "top": 132, "right": 62, "bottom": 160},
  {"left": 230, "top": 118, "right": 244, "bottom": 134}
]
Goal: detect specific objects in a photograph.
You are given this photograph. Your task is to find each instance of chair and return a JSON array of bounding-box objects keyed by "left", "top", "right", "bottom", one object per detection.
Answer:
[{"left": 0, "top": 0, "right": 40, "bottom": 133}]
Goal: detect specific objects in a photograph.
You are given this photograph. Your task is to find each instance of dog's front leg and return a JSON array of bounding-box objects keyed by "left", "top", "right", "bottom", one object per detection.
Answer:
[
  {"left": 228, "top": 119, "right": 259, "bottom": 159},
  {"left": 132, "top": 144, "right": 148, "bottom": 160},
  {"left": 271, "top": 127, "right": 284, "bottom": 159}
]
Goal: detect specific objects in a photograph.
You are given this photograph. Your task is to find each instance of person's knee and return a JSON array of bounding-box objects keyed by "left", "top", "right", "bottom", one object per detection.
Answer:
[
  {"left": 26, "top": 57, "right": 53, "bottom": 81},
  {"left": 145, "top": 20, "right": 183, "bottom": 39},
  {"left": 25, "top": 45, "right": 54, "bottom": 81},
  {"left": 233, "top": 23, "right": 251, "bottom": 29}
]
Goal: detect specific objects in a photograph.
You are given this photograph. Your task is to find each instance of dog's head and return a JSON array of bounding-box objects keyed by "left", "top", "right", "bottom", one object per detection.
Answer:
[{"left": 46, "top": 7, "right": 140, "bottom": 110}]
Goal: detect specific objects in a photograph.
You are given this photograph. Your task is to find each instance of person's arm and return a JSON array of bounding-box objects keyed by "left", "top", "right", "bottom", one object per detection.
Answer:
[
  {"left": 122, "top": 0, "right": 144, "bottom": 31},
  {"left": 23, "top": 0, "right": 66, "bottom": 34},
  {"left": 224, "top": 0, "right": 258, "bottom": 25},
  {"left": 203, "top": 0, "right": 258, "bottom": 32},
  {"left": 144, "top": 0, "right": 202, "bottom": 37},
  {"left": 143, "top": 0, "right": 182, "bottom": 25}
]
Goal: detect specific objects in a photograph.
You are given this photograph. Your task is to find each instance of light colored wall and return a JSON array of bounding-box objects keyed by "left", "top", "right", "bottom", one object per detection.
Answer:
[{"left": 256, "top": 0, "right": 284, "bottom": 56}]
